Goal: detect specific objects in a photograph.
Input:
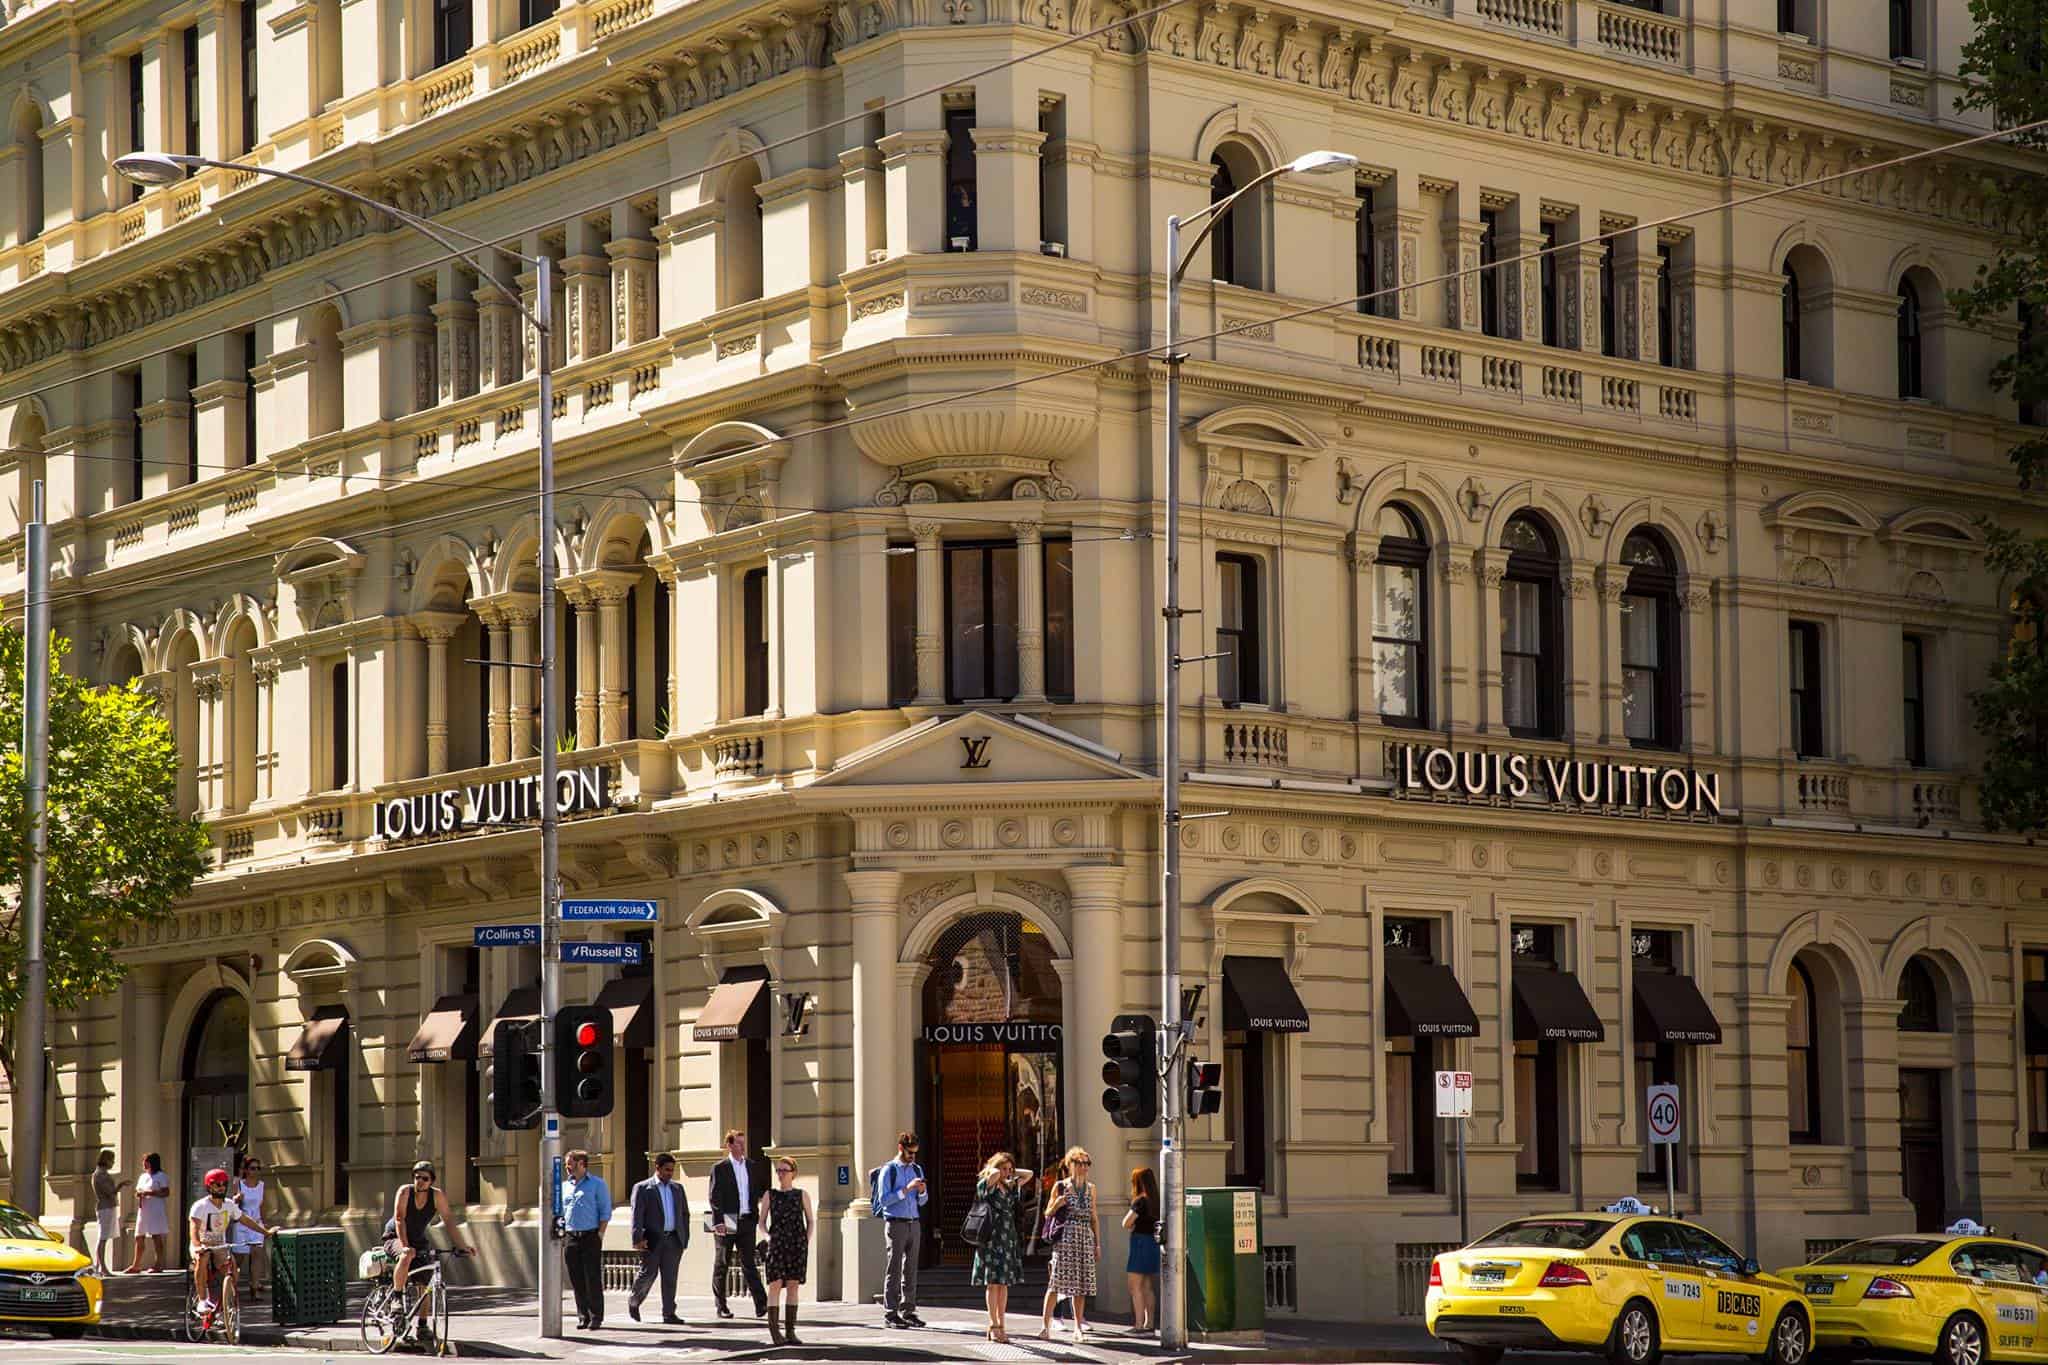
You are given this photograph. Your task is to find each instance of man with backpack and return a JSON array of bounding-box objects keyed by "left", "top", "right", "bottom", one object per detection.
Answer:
[{"left": 870, "top": 1132, "right": 927, "bottom": 1329}]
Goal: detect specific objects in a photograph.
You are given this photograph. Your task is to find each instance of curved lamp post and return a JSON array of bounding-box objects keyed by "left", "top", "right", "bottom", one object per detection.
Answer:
[
  {"left": 115, "top": 150, "right": 572, "bottom": 1341},
  {"left": 1156, "top": 148, "right": 1357, "bottom": 1353}
]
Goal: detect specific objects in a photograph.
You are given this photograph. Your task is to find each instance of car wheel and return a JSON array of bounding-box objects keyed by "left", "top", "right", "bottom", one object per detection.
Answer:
[
  {"left": 1460, "top": 1344, "right": 1505, "bottom": 1365},
  {"left": 1766, "top": 1308, "right": 1810, "bottom": 1365},
  {"left": 1608, "top": 1299, "right": 1661, "bottom": 1365},
  {"left": 45, "top": 1325, "right": 85, "bottom": 1340},
  {"left": 1935, "top": 1314, "right": 1987, "bottom": 1365}
]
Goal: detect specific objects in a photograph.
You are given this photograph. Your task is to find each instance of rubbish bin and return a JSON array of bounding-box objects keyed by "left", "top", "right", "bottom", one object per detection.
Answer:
[
  {"left": 1183, "top": 1187, "right": 1264, "bottom": 1343},
  {"left": 271, "top": 1226, "right": 348, "bottom": 1326}
]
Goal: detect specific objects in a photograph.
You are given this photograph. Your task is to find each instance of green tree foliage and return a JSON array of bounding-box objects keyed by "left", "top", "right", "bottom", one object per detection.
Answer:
[
  {"left": 1955, "top": 0, "right": 2048, "bottom": 828},
  {"left": 0, "top": 627, "right": 209, "bottom": 1082}
]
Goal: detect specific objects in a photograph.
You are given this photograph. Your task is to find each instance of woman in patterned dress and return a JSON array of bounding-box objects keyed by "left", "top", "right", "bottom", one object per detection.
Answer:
[
  {"left": 757, "top": 1158, "right": 812, "bottom": 1347},
  {"left": 1039, "top": 1146, "right": 1101, "bottom": 1343},
  {"left": 969, "top": 1152, "right": 1034, "bottom": 1342}
]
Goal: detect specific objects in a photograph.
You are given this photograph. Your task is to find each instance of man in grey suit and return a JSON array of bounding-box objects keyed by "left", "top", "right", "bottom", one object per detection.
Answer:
[{"left": 627, "top": 1153, "right": 690, "bottom": 1325}]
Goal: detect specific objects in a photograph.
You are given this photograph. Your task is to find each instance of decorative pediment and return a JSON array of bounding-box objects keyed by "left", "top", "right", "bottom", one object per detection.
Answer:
[
  {"left": 275, "top": 536, "right": 365, "bottom": 634},
  {"left": 1762, "top": 494, "right": 1877, "bottom": 588},
  {"left": 812, "top": 711, "right": 1147, "bottom": 788},
  {"left": 1880, "top": 507, "right": 1983, "bottom": 601},
  {"left": 1194, "top": 405, "right": 1326, "bottom": 516},
  {"left": 676, "top": 422, "right": 788, "bottom": 536}
]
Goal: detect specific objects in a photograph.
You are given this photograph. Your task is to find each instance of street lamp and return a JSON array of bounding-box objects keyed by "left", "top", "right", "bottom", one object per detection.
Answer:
[
  {"left": 1156, "top": 147, "right": 1356, "bottom": 1353},
  {"left": 115, "top": 150, "right": 574, "bottom": 1340}
]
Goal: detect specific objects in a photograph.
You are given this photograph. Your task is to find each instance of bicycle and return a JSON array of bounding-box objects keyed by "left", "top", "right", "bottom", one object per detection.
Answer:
[
  {"left": 181, "top": 1249, "right": 243, "bottom": 1346},
  {"left": 362, "top": 1245, "right": 471, "bottom": 1356}
]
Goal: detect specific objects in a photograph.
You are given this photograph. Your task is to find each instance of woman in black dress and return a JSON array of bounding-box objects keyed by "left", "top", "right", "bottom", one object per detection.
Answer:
[{"left": 756, "top": 1158, "right": 812, "bottom": 1346}]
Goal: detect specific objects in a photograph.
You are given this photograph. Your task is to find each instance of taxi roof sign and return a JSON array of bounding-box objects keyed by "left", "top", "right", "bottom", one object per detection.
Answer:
[
  {"left": 1946, "top": 1218, "right": 1992, "bottom": 1236},
  {"left": 1602, "top": 1197, "right": 1657, "bottom": 1215}
]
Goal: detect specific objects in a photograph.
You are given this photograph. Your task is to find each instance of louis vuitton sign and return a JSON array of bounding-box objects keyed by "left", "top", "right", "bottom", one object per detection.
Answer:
[
  {"left": 374, "top": 766, "right": 617, "bottom": 841},
  {"left": 1392, "top": 744, "right": 1722, "bottom": 819}
]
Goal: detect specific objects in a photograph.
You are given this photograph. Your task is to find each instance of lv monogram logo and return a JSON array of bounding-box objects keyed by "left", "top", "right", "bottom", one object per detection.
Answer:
[
  {"left": 218, "top": 1118, "right": 248, "bottom": 1149},
  {"left": 780, "top": 991, "right": 812, "bottom": 1038},
  {"left": 959, "top": 736, "right": 992, "bottom": 769}
]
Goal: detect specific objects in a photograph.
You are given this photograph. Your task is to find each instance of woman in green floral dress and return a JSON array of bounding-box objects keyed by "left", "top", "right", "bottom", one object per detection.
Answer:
[{"left": 969, "top": 1152, "right": 1035, "bottom": 1343}]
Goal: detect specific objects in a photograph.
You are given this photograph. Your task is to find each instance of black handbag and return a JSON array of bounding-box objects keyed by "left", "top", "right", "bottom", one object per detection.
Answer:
[{"left": 960, "top": 1195, "right": 994, "bottom": 1247}]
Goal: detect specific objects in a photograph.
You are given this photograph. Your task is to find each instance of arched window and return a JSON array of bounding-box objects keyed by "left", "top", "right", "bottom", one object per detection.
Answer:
[
  {"left": 1208, "top": 142, "right": 1266, "bottom": 289},
  {"left": 1898, "top": 956, "right": 1943, "bottom": 1033},
  {"left": 1781, "top": 262, "right": 1804, "bottom": 382},
  {"left": 1787, "top": 960, "right": 1822, "bottom": 1144},
  {"left": 1372, "top": 503, "right": 1429, "bottom": 726},
  {"left": 1500, "top": 513, "right": 1561, "bottom": 738},
  {"left": 221, "top": 616, "right": 259, "bottom": 813},
  {"left": 1620, "top": 529, "right": 1679, "bottom": 749},
  {"left": 630, "top": 531, "right": 670, "bottom": 740},
  {"left": 8, "top": 100, "right": 44, "bottom": 248},
  {"left": 165, "top": 630, "right": 201, "bottom": 816},
  {"left": 1897, "top": 277, "right": 1924, "bottom": 399},
  {"left": 721, "top": 161, "right": 764, "bottom": 309}
]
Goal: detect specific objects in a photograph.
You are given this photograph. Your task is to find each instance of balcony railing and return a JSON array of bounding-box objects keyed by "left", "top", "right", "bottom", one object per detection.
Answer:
[
  {"left": 1597, "top": 1, "right": 1684, "bottom": 65},
  {"left": 1477, "top": 0, "right": 1564, "bottom": 39}
]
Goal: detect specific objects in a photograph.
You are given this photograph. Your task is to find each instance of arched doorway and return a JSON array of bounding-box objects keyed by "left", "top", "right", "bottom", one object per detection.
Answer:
[
  {"left": 181, "top": 991, "right": 250, "bottom": 1261},
  {"left": 913, "top": 911, "right": 1063, "bottom": 1268}
]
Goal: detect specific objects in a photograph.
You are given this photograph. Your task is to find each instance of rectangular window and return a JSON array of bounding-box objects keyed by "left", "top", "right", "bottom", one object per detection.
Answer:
[
  {"left": 1889, "top": 0, "right": 1915, "bottom": 59},
  {"left": 182, "top": 27, "right": 201, "bottom": 162},
  {"left": 1903, "top": 634, "right": 1928, "bottom": 767},
  {"left": 1501, "top": 578, "right": 1552, "bottom": 735},
  {"left": 125, "top": 370, "right": 145, "bottom": 503},
  {"left": 1044, "top": 538, "right": 1074, "bottom": 702},
  {"left": 1217, "top": 552, "right": 1263, "bottom": 706},
  {"left": 1513, "top": 1039, "right": 1562, "bottom": 1189},
  {"left": 1787, "top": 968, "right": 1817, "bottom": 1143},
  {"left": 2028, "top": 952, "right": 2048, "bottom": 1149},
  {"left": 240, "top": 1, "right": 259, "bottom": 154},
  {"left": 1037, "top": 98, "right": 1065, "bottom": 252},
  {"left": 240, "top": 331, "right": 258, "bottom": 464},
  {"left": 180, "top": 348, "right": 199, "bottom": 484},
  {"left": 1656, "top": 244, "right": 1674, "bottom": 367},
  {"left": 329, "top": 659, "right": 350, "bottom": 789},
  {"left": 742, "top": 566, "right": 769, "bottom": 717},
  {"left": 1789, "top": 621, "right": 1824, "bottom": 758},
  {"left": 1598, "top": 242, "right": 1617, "bottom": 358},
  {"left": 1479, "top": 208, "right": 1502, "bottom": 338},
  {"left": 558, "top": 600, "right": 578, "bottom": 734},
  {"left": 1779, "top": 0, "right": 1798, "bottom": 32},
  {"left": 649, "top": 576, "right": 670, "bottom": 736},
  {"left": 887, "top": 543, "right": 915, "bottom": 706},
  {"left": 1224, "top": 1030, "right": 1271, "bottom": 1194},
  {"left": 1621, "top": 590, "right": 1674, "bottom": 747},
  {"left": 1373, "top": 541, "right": 1426, "bottom": 726},
  {"left": 434, "top": 0, "right": 471, "bottom": 68},
  {"left": 129, "top": 53, "right": 148, "bottom": 203},
  {"left": 1356, "top": 183, "right": 1376, "bottom": 315},
  {"left": 519, "top": 0, "right": 558, "bottom": 26},
  {"left": 1386, "top": 1034, "right": 1434, "bottom": 1189},
  {"left": 946, "top": 542, "right": 1019, "bottom": 702},
  {"left": 330, "top": 1033, "right": 351, "bottom": 1206},
  {"left": 944, "top": 104, "right": 977, "bottom": 251},
  {"left": 1539, "top": 224, "right": 1559, "bottom": 348}
]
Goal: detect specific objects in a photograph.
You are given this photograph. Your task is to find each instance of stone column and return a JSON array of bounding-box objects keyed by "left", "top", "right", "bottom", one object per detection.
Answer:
[
  {"left": 607, "top": 203, "right": 657, "bottom": 348},
  {"left": 657, "top": 565, "right": 682, "bottom": 736},
  {"left": 564, "top": 587, "right": 598, "bottom": 749},
  {"left": 1565, "top": 232, "right": 1605, "bottom": 355},
  {"left": 506, "top": 604, "right": 537, "bottom": 758},
  {"left": 1596, "top": 563, "right": 1630, "bottom": 744},
  {"left": 1014, "top": 522, "right": 1046, "bottom": 702},
  {"left": 475, "top": 281, "right": 520, "bottom": 390},
  {"left": 877, "top": 130, "right": 949, "bottom": 257},
  {"left": 912, "top": 521, "right": 944, "bottom": 706},
  {"left": 252, "top": 658, "right": 278, "bottom": 803},
  {"left": 118, "top": 965, "right": 168, "bottom": 1261},
  {"left": 1377, "top": 170, "right": 1423, "bottom": 323},
  {"left": 1623, "top": 231, "right": 1663, "bottom": 364},
  {"left": 843, "top": 869, "right": 903, "bottom": 1304},
  {"left": 1565, "top": 569, "right": 1596, "bottom": 743},
  {"left": 840, "top": 146, "right": 886, "bottom": 267},
  {"left": 414, "top": 612, "right": 463, "bottom": 776},
  {"left": 563, "top": 256, "right": 610, "bottom": 365},
  {"left": 1679, "top": 579, "right": 1712, "bottom": 754},
  {"left": 970, "top": 126, "right": 1044, "bottom": 254},
  {"left": 596, "top": 584, "right": 629, "bottom": 743},
  {"left": 193, "top": 669, "right": 227, "bottom": 814},
  {"left": 763, "top": 554, "right": 785, "bottom": 720},
  {"left": 432, "top": 266, "right": 478, "bottom": 402},
  {"left": 1503, "top": 194, "right": 1545, "bottom": 344},
  {"left": 1442, "top": 182, "right": 1483, "bottom": 334},
  {"left": 1065, "top": 865, "right": 1127, "bottom": 1278}
]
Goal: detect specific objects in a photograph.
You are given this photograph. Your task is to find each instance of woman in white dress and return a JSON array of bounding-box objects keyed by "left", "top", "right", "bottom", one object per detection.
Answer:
[
  {"left": 123, "top": 1153, "right": 170, "bottom": 1273},
  {"left": 232, "top": 1156, "right": 268, "bottom": 1297}
]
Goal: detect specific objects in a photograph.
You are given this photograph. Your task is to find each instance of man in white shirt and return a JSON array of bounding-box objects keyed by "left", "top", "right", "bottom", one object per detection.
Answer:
[
  {"left": 189, "top": 1168, "right": 273, "bottom": 1324},
  {"left": 706, "top": 1129, "right": 768, "bottom": 1319}
]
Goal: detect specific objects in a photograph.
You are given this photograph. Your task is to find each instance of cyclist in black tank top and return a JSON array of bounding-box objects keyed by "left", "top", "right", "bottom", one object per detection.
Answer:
[{"left": 386, "top": 1160, "right": 475, "bottom": 1345}]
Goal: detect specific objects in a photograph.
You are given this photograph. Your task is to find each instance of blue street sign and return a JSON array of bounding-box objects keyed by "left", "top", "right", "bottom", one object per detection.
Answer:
[
  {"left": 551, "top": 1155, "right": 563, "bottom": 1220},
  {"left": 559, "top": 898, "right": 659, "bottom": 922},
  {"left": 561, "top": 940, "right": 647, "bottom": 966},
  {"left": 474, "top": 924, "right": 541, "bottom": 948}
]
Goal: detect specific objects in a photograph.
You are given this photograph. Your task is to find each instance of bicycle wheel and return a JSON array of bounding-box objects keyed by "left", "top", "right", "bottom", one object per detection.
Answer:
[
  {"left": 361, "top": 1284, "right": 400, "bottom": 1355},
  {"left": 222, "top": 1276, "right": 240, "bottom": 1346},
  {"left": 180, "top": 1281, "right": 203, "bottom": 1345},
  {"left": 432, "top": 1275, "right": 450, "bottom": 1357}
]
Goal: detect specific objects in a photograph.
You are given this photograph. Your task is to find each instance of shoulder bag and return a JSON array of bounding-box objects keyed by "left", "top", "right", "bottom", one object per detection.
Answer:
[
  {"left": 960, "top": 1189, "right": 994, "bottom": 1247},
  {"left": 1040, "top": 1181, "right": 1070, "bottom": 1245}
]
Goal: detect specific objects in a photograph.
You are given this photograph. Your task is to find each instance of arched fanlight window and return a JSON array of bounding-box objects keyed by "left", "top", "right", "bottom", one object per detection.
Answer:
[
  {"left": 1500, "top": 513, "right": 1561, "bottom": 738},
  {"left": 1620, "top": 529, "right": 1679, "bottom": 749},
  {"left": 1897, "top": 956, "right": 1943, "bottom": 1033},
  {"left": 1897, "top": 278, "right": 1924, "bottom": 399},
  {"left": 1782, "top": 263, "right": 1804, "bottom": 382},
  {"left": 1372, "top": 504, "right": 1429, "bottom": 726}
]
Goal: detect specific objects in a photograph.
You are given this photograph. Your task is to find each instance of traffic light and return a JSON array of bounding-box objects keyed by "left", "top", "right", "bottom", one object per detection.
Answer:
[
  {"left": 555, "top": 1005, "right": 614, "bottom": 1118},
  {"left": 1100, "top": 1014, "right": 1158, "bottom": 1129},
  {"left": 491, "top": 1019, "right": 543, "bottom": 1130},
  {"left": 1187, "top": 1059, "right": 1222, "bottom": 1118}
]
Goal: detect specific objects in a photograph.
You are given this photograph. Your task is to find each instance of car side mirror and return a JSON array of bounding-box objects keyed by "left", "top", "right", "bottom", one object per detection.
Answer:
[{"left": 1742, "top": 1258, "right": 1762, "bottom": 1277}]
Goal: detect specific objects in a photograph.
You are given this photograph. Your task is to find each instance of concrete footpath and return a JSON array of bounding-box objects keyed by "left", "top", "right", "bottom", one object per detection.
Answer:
[{"left": 90, "top": 1270, "right": 1460, "bottom": 1361}]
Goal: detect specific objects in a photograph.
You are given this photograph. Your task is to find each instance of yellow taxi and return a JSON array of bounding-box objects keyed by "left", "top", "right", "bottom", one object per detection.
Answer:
[
  {"left": 1776, "top": 1221, "right": 2048, "bottom": 1365},
  {"left": 0, "top": 1200, "right": 100, "bottom": 1337},
  {"left": 1428, "top": 1200, "right": 1813, "bottom": 1365}
]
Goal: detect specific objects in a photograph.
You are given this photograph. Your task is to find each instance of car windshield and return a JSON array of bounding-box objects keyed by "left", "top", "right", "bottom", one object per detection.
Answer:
[
  {"left": 0, "top": 1207, "right": 55, "bottom": 1243},
  {"left": 1816, "top": 1240, "right": 1942, "bottom": 1267},
  {"left": 1469, "top": 1219, "right": 1609, "bottom": 1251}
]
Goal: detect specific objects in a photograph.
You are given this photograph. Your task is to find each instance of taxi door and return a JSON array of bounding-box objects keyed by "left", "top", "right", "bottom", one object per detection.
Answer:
[
  {"left": 1679, "top": 1224, "right": 1771, "bottom": 1354},
  {"left": 1621, "top": 1220, "right": 1707, "bottom": 1347},
  {"left": 1953, "top": 1243, "right": 2038, "bottom": 1358}
]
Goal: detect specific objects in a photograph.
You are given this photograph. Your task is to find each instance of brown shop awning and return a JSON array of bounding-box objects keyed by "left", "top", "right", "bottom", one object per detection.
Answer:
[
  {"left": 1633, "top": 973, "right": 1723, "bottom": 1046},
  {"left": 1222, "top": 956, "right": 1311, "bottom": 1034},
  {"left": 694, "top": 966, "right": 771, "bottom": 1042},
  {"left": 408, "top": 993, "right": 478, "bottom": 1063},
  {"left": 285, "top": 1005, "right": 351, "bottom": 1072},
  {"left": 1384, "top": 956, "right": 1481, "bottom": 1039},
  {"left": 1513, "top": 967, "right": 1605, "bottom": 1043},
  {"left": 594, "top": 975, "right": 656, "bottom": 1049},
  {"left": 478, "top": 987, "right": 542, "bottom": 1058}
]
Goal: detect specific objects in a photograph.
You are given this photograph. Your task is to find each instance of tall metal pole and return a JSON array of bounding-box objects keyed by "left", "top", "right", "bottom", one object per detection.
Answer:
[
  {"left": 534, "top": 257, "right": 564, "bottom": 1340},
  {"left": 16, "top": 482, "right": 49, "bottom": 1219},
  {"left": 1158, "top": 213, "right": 1188, "bottom": 1353}
]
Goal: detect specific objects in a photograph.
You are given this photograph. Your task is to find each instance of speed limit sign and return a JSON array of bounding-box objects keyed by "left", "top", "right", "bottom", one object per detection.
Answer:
[{"left": 1646, "top": 1083, "right": 1681, "bottom": 1145}]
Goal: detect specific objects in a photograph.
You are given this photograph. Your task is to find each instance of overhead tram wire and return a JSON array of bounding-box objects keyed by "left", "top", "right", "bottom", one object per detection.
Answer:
[{"left": 9, "top": 114, "right": 2044, "bottom": 620}]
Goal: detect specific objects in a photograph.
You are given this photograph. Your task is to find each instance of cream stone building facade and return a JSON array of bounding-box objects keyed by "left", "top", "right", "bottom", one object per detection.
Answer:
[{"left": 1, "top": 0, "right": 2045, "bottom": 1321}]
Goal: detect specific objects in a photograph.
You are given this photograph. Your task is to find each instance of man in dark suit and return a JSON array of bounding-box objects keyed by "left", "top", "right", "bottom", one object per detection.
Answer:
[
  {"left": 627, "top": 1152, "right": 689, "bottom": 1325},
  {"left": 706, "top": 1128, "right": 769, "bottom": 1319}
]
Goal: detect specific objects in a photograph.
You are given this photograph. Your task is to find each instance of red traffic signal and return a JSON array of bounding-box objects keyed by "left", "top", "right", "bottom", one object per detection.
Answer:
[
  {"left": 554, "top": 1005, "right": 614, "bottom": 1118},
  {"left": 575, "top": 1020, "right": 599, "bottom": 1048}
]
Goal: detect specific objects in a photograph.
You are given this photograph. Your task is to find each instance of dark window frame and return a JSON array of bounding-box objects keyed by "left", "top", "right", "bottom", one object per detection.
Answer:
[
  {"left": 1790, "top": 620, "right": 1825, "bottom": 758},
  {"left": 741, "top": 565, "right": 769, "bottom": 717},
  {"left": 1598, "top": 240, "right": 1617, "bottom": 358},
  {"left": 129, "top": 53, "right": 148, "bottom": 203},
  {"left": 1789, "top": 960, "right": 1822, "bottom": 1145},
  {"left": 518, "top": 0, "right": 558, "bottom": 28},
  {"left": 240, "top": 1, "right": 259, "bottom": 155},
  {"left": 1216, "top": 551, "right": 1264, "bottom": 707},
  {"left": 1889, "top": 0, "right": 1916, "bottom": 59},
  {"left": 126, "top": 370, "right": 146, "bottom": 503},
  {"left": 944, "top": 540, "right": 1020, "bottom": 704},
  {"left": 943, "top": 104, "right": 977, "bottom": 251},
  {"left": 1223, "top": 1028, "right": 1272, "bottom": 1195},
  {"left": 1898, "top": 279, "right": 1924, "bottom": 399},
  {"left": 1501, "top": 515, "right": 1563, "bottom": 740},
  {"left": 181, "top": 348, "right": 200, "bottom": 485},
  {"left": 1903, "top": 633, "right": 1928, "bottom": 767},
  {"left": 1043, "top": 537, "right": 1075, "bottom": 703},
  {"left": 1385, "top": 917, "right": 1439, "bottom": 1192},
  {"left": 241, "top": 331, "right": 259, "bottom": 465},
  {"left": 1355, "top": 183, "right": 1375, "bottom": 316},
  {"left": 886, "top": 543, "right": 916, "bottom": 706},
  {"left": 1540, "top": 224, "right": 1559, "bottom": 347},
  {"left": 329, "top": 659, "right": 350, "bottom": 790},
  {"left": 1622, "top": 532, "right": 1680, "bottom": 750},
  {"left": 1656, "top": 243, "right": 1675, "bottom": 367},
  {"left": 1898, "top": 957, "right": 1942, "bottom": 1033},
  {"left": 1479, "top": 208, "right": 1503, "bottom": 338},
  {"left": 2027, "top": 950, "right": 2048, "bottom": 1150},
  {"left": 1373, "top": 507, "right": 1429, "bottom": 728},
  {"left": 433, "top": 0, "right": 471, "bottom": 69},
  {"left": 1210, "top": 152, "right": 1238, "bottom": 287},
  {"left": 1783, "top": 263, "right": 1804, "bottom": 382},
  {"left": 182, "top": 27, "right": 201, "bottom": 163}
]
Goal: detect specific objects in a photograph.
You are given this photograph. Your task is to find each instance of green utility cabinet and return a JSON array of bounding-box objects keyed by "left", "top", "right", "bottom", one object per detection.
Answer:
[
  {"left": 1184, "top": 1187, "right": 1265, "bottom": 1343},
  {"left": 272, "top": 1226, "right": 348, "bottom": 1325}
]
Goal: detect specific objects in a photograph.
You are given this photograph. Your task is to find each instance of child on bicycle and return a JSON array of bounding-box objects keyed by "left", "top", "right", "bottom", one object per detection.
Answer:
[{"left": 190, "top": 1167, "right": 275, "bottom": 1326}]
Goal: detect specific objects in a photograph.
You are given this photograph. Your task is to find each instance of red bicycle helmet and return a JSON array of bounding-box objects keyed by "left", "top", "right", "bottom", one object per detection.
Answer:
[{"left": 203, "top": 1167, "right": 231, "bottom": 1189}]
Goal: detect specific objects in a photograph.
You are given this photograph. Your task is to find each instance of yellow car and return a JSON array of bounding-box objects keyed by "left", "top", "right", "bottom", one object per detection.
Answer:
[
  {"left": 1428, "top": 1205, "right": 1813, "bottom": 1365},
  {"left": 1776, "top": 1223, "right": 2048, "bottom": 1365},
  {"left": 0, "top": 1200, "right": 100, "bottom": 1337}
]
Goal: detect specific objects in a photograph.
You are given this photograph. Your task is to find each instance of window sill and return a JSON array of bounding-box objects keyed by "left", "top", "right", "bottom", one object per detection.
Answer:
[
  {"left": 1379, "top": 714, "right": 1428, "bottom": 730},
  {"left": 1893, "top": 55, "right": 1926, "bottom": 69}
]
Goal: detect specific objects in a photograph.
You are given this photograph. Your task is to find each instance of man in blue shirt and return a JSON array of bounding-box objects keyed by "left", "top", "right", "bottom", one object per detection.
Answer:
[
  {"left": 559, "top": 1149, "right": 613, "bottom": 1331},
  {"left": 872, "top": 1131, "right": 928, "bottom": 1328},
  {"left": 627, "top": 1152, "right": 689, "bottom": 1325}
]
